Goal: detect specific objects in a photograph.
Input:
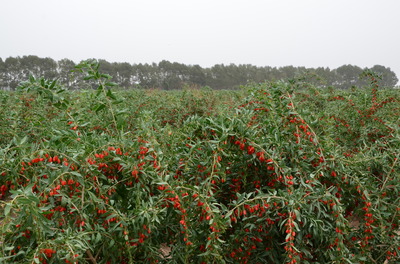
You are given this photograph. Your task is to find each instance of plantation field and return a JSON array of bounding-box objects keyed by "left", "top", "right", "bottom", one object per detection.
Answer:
[{"left": 0, "top": 61, "right": 399, "bottom": 263}]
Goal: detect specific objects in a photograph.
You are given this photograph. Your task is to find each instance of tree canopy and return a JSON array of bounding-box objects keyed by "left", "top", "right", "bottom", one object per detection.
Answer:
[{"left": 0, "top": 55, "right": 397, "bottom": 90}]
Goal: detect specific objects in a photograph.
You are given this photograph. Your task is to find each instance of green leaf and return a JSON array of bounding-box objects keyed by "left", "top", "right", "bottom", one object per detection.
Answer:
[
  {"left": 83, "top": 76, "right": 94, "bottom": 81},
  {"left": 106, "top": 89, "right": 117, "bottom": 100},
  {"left": 105, "top": 214, "right": 117, "bottom": 221},
  {"left": 20, "top": 136, "right": 28, "bottom": 145},
  {"left": 100, "top": 74, "right": 112, "bottom": 79},
  {"left": 96, "top": 88, "right": 102, "bottom": 97},
  {"left": 4, "top": 204, "right": 11, "bottom": 216},
  {"left": 49, "top": 79, "right": 57, "bottom": 89},
  {"left": 95, "top": 103, "right": 106, "bottom": 113},
  {"left": 294, "top": 209, "right": 301, "bottom": 222},
  {"left": 95, "top": 232, "right": 102, "bottom": 243},
  {"left": 105, "top": 82, "right": 117, "bottom": 87},
  {"left": 109, "top": 239, "right": 115, "bottom": 248}
]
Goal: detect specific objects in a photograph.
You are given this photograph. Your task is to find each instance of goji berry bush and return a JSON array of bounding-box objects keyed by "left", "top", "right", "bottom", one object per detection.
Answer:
[{"left": 0, "top": 61, "right": 399, "bottom": 263}]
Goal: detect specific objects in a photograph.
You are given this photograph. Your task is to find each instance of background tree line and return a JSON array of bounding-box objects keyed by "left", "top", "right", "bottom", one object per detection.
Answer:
[{"left": 0, "top": 55, "right": 398, "bottom": 90}]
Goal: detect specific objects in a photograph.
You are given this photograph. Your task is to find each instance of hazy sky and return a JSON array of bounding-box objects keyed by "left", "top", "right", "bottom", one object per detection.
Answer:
[{"left": 1, "top": 0, "right": 400, "bottom": 80}]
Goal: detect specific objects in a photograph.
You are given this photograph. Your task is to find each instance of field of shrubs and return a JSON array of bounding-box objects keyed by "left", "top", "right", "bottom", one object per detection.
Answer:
[{"left": 0, "top": 61, "right": 399, "bottom": 263}]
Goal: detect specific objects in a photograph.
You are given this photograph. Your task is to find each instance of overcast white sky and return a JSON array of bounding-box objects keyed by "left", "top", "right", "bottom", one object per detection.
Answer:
[{"left": 1, "top": 0, "right": 400, "bottom": 81}]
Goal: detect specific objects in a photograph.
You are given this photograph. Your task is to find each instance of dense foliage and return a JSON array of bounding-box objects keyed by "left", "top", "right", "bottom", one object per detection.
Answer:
[
  {"left": 0, "top": 55, "right": 398, "bottom": 90},
  {"left": 0, "top": 61, "right": 399, "bottom": 263}
]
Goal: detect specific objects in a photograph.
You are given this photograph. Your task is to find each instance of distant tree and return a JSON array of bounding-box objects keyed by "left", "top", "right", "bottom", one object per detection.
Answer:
[
  {"left": 159, "top": 60, "right": 187, "bottom": 90},
  {"left": 209, "top": 64, "right": 241, "bottom": 89},
  {"left": 113, "top": 62, "right": 133, "bottom": 88},
  {"left": 253, "top": 66, "right": 272, "bottom": 83},
  {"left": 0, "top": 58, "right": 6, "bottom": 89},
  {"left": 98, "top": 59, "right": 115, "bottom": 76},
  {"left": 40, "top": 57, "right": 58, "bottom": 79},
  {"left": 57, "top": 58, "right": 76, "bottom": 88},
  {"left": 188, "top": 65, "right": 206, "bottom": 86},
  {"left": 228, "top": 64, "right": 249, "bottom": 87},
  {"left": 0, "top": 55, "right": 398, "bottom": 90},
  {"left": 208, "top": 64, "right": 223, "bottom": 89},
  {"left": 18, "top": 56, "right": 58, "bottom": 80},
  {"left": 333, "top": 65, "right": 366, "bottom": 89},
  {"left": 19, "top": 55, "right": 42, "bottom": 78},
  {"left": 4, "top": 57, "right": 23, "bottom": 89},
  {"left": 135, "top": 63, "right": 161, "bottom": 88},
  {"left": 98, "top": 59, "right": 123, "bottom": 87},
  {"left": 269, "top": 67, "right": 283, "bottom": 81},
  {"left": 369, "top": 65, "right": 398, "bottom": 88},
  {"left": 312, "top": 67, "right": 333, "bottom": 87},
  {"left": 279, "top": 66, "right": 298, "bottom": 80}
]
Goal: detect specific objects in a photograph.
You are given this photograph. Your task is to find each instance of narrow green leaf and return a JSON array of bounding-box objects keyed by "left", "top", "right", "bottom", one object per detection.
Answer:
[
  {"left": 105, "top": 82, "right": 117, "bottom": 87},
  {"left": 49, "top": 79, "right": 57, "bottom": 89},
  {"left": 83, "top": 76, "right": 94, "bottom": 81},
  {"left": 4, "top": 204, "right": 11, "bottom": 216},
  {"left": 95, "top": 103, "right": 106, "bottom": 113},
  {"left": 96, "top": 232, "right": 102, "bottom": 244}
]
